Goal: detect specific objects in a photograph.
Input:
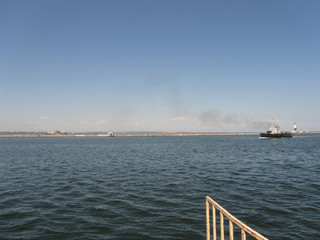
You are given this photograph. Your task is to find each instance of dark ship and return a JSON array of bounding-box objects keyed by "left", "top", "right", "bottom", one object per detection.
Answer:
[{"left": 260, "top": 123, "right": 293, "bottom": 138}]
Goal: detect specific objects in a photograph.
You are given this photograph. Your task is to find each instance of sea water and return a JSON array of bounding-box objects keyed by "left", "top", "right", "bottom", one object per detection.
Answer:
[{"left": 0, "top": 135, "right": 319, "bottom": 239}]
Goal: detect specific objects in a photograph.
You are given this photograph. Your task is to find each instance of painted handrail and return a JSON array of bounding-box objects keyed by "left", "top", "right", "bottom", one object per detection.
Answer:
[{"left": 206, "top": 196, "right": 269, "bottom": 240}]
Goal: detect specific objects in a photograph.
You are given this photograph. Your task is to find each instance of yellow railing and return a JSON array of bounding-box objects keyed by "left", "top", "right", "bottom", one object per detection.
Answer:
[{"left": 206, "top": 196, "right": 269, "bottom": 240}]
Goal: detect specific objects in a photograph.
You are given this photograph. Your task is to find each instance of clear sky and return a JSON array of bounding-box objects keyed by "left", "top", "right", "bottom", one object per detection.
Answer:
[{"left": 1, "top": 0, "right": 319, "bottom": 132}]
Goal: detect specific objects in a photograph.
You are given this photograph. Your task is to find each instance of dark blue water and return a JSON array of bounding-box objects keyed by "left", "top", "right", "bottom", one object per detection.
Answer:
[{"left": 0, "top": 135, "right": 319, "bottom": 239}]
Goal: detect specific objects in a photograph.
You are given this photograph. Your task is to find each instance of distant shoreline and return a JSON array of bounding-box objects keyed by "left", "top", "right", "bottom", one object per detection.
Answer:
[
  {"left": 0, "top": 133, "right": 258, "bottom": 138},
  {"left": 1, "top": 132, "right": 319, "bottom": 138}
]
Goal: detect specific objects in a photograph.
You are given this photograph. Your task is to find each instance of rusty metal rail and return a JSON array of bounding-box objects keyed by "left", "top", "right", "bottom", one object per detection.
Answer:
[{"left": 206, "top": 196, "right": 269, "bottom": 240}]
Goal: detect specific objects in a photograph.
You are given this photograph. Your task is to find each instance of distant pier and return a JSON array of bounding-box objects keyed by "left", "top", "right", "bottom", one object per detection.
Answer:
[{"left": 0, "top": 131, "right": 319, "bottom": 138}]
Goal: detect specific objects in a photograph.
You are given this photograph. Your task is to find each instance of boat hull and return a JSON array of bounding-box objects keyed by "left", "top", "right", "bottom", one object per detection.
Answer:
[{"left": 260, "top": 132, "right": 293, "bottom": 138}]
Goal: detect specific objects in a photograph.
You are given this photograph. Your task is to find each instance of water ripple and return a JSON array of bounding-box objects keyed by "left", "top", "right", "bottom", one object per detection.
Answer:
[{"left": 1, "top": 135, "right": 320, "bottom": 239}]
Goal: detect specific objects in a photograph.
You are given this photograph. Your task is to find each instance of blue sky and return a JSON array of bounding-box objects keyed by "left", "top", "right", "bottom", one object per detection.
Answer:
[{"left": 1, "top": 0, "right": 319, "bottom": 132}]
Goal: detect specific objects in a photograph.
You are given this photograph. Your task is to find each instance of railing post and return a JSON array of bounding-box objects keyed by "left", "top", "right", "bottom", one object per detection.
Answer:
[
  {"left": 206, "top": 197, "right": 210, "bottom": 240},
  {"left": 213, "top": 206, "right": 216, "bottom": 240},
  {"left": 229, "top": 220, "right": 234, "bottom": 240},
  {"left": 242, "top": 229, "right": 246, "bottom": 240},
  {"left": 220, "top": 212, "right": 224, "bottom": 240}
]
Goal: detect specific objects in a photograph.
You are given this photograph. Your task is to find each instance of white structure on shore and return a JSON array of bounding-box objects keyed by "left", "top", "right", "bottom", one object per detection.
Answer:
[
  {"left": 292, "top": 122, "right": 303, "bottom": 134},
  {"left": 46, "top": 130, "right": 67, "bottom": 135},
  {"left": 107, "top": 132, "right": 114, "bottom": 137}
]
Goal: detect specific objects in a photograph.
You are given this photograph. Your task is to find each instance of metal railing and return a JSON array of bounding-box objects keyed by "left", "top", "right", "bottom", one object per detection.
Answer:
[{"left": 206, "top": 196, "right": 269, "bottom": 240}]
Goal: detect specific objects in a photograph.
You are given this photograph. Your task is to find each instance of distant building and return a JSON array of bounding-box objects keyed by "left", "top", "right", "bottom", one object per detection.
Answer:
[
  {"left": 107, "top": 132, "right": 114, "bottom": 137},
  {"left": 47, "top": 130, "right": 67, "bottom": 135}
]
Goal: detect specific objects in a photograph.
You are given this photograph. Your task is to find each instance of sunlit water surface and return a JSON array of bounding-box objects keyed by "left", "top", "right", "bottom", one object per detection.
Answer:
[{"left": 1, "top": 135, "right": 319, "bottom": 239}]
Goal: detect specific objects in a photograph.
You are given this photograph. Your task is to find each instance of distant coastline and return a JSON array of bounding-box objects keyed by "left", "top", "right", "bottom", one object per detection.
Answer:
[{"left": 1, "top": 131, "right": 319, "bottom": 138}]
